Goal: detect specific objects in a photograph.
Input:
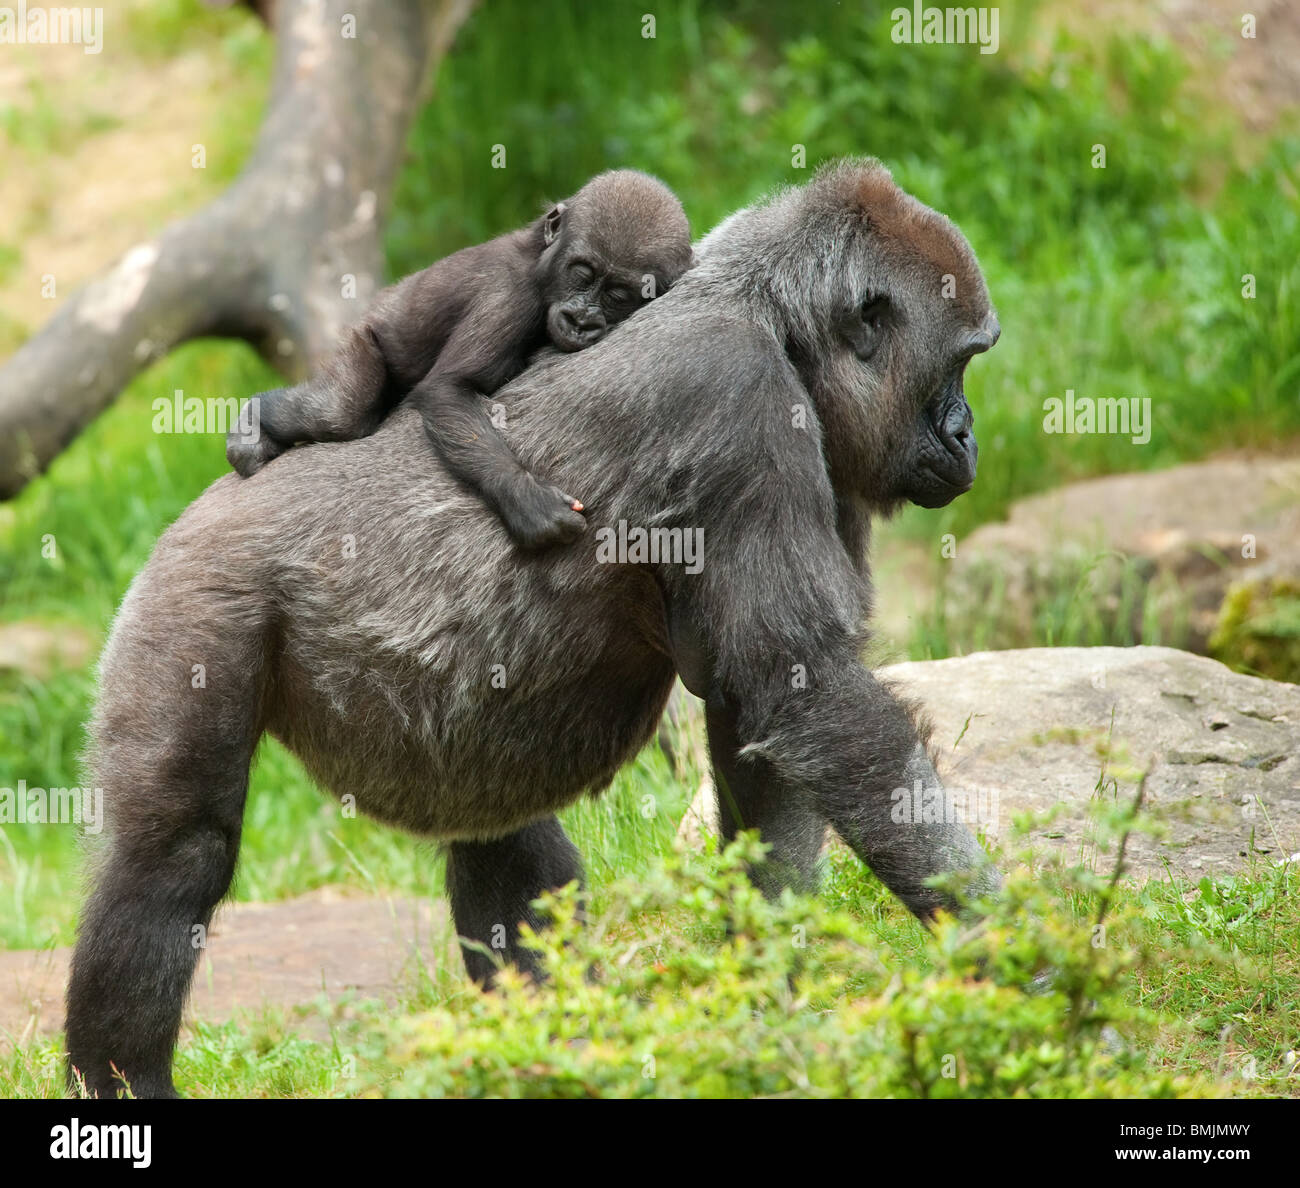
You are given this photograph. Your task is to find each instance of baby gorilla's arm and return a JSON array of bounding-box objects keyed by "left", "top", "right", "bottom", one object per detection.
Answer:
[{"left": 411, "top": 296, "right": 587, "bottom": 550}]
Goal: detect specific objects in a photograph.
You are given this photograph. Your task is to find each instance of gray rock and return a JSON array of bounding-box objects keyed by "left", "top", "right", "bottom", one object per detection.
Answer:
[
  {"left": 678, "top": 647, "right": 1300, "bottom": 882},
  {"left": 945, "top": 456, "right": 1300, "bottom": 654}
]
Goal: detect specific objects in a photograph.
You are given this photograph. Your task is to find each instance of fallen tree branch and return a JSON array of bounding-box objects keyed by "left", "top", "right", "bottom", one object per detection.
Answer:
[{"left": 0, "top": 0, "right": 476, "bottom": 499}]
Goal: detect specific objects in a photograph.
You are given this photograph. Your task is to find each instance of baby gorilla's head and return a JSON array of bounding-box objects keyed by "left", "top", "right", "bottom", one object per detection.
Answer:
[{"left": 537, "top": 170, "right": 693, "bottom": 352}]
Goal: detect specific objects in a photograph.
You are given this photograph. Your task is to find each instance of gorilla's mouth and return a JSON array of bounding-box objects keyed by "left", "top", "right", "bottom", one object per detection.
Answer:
[
  {"left": 548, "top": 307, "right": 607, "bottom": 353},
  {"left": 552, "top": 329, "right": 588, "bottom": 352},
  {"left": 910, "top": 463, "right": 975, "bottom": 508}
]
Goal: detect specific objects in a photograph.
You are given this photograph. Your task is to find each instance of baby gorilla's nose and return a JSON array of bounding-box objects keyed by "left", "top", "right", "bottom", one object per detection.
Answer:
[{"left": 559, "top": 306, "right": 607, "bottom": 343}]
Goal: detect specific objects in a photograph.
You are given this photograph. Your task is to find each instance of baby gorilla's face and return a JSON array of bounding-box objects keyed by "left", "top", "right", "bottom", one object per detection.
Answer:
[
  {"left": 544, "top": 256, "right": 649, "bottom": 352},
  {"left": 538, "top": 176, "right": 692, "bottom": 353},
  {"left": 503, "top": 182, "right": 690, "bottom": 549}
]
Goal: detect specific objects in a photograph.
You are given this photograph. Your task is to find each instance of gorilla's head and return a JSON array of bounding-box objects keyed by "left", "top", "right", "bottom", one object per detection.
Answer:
[{"left": 693, "top": 158, "right": 999, "bottom": 514}]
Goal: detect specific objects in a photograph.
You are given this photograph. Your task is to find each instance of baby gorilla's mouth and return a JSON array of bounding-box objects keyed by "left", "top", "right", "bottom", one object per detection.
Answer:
[{"left": 548, "top": 305, "right": 607, "bottom": 352}]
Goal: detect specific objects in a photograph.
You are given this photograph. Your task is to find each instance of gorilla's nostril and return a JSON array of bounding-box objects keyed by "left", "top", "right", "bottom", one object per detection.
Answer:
[{"left": 940, "top": 401, "right": 973, "bottom": 443}]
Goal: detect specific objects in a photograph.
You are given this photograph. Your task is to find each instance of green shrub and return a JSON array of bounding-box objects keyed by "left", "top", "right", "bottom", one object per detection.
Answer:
[
  {"left": 1210, "top": 578, "right": 1300, "bottom": 683},
  {"left": 362, "top": 836, "right": 1211, "bottom": 1098}
]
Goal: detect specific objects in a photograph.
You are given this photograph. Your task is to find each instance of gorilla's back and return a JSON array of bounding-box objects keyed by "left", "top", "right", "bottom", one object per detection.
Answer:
[{"left": 191, "top": 404, "right": 677, "bottom": 839}]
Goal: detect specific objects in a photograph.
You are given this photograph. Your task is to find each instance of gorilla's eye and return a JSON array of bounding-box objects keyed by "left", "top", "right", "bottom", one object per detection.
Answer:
[
  {"left": 569, "top": 261, "right": 595, "bottom": 284},
  {"left": 606, "top": 286, "right": 631, "bottom": 304}
]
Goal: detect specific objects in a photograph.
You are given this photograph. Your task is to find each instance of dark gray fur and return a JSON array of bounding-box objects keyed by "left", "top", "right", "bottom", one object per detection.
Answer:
[{"left": 66, "top": 158, "right": 1001, "bottom": 1098}]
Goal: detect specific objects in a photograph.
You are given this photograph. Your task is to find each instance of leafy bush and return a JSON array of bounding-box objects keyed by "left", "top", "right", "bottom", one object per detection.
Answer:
[
  {"left": 362, "top": 836, "right": 1211, "bottom": 1098},
  {"left": 1210, "top": 577, "right": 1300, "bottom": 683}
]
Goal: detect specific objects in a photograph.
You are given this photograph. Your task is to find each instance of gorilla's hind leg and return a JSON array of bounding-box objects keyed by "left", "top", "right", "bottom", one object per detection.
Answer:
[
  {"left": 65, "top": 613, "right": 265, "bottom": 1098},
  {"left": 65, "top": 810, "right": 245, "bottom": 1098},
  {"left": 445, "top": 816, "right": 584, "bottom": 986}
]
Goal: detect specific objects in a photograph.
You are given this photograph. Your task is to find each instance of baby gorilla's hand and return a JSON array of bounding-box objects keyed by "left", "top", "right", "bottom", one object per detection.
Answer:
[{"left": 500, "top": 474, "right": 588, "bottom": 550}]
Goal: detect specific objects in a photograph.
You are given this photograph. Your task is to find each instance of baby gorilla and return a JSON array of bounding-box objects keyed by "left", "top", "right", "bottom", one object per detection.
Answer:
[{"left": 226, "top": 170, "right": 692, "bottom": 548}]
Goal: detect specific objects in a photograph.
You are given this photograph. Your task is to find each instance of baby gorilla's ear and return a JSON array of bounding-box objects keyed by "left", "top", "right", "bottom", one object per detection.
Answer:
[{"left": 543, "top": 202, "right": 567, "bottom": 247}]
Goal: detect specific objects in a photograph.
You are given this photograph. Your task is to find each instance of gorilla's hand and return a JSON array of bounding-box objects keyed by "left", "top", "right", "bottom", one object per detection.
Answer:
[{"left": 497, "top": 473, "right": 587, "bottom": 550}]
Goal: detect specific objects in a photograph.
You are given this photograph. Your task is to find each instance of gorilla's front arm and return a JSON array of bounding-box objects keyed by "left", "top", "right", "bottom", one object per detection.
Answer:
[
  {"left": 663, "top": 346, "right": 999, "bottom": 919},
  {"left": 702, "top": 664, "right": 1001, "bottom": 919}
]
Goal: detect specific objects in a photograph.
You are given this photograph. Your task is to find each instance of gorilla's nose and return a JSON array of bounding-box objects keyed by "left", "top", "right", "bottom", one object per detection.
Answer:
[
  {"left": 562, "top": 308, "right": 606, "bottom": 336},
  {"left": 941, "top": 401, "right": 973, "bottom": 444}
]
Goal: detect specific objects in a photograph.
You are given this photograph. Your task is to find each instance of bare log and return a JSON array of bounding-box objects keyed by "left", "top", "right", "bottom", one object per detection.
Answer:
[{"left": 0, "top": 0, "right": 476, "bottom": 499}]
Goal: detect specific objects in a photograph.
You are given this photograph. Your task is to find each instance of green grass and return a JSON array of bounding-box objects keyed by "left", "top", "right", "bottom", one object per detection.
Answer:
[
  {"left": 905, "top": 550, "right": 1198, "bottom": 660},
  {"left": 7, "top": 832, "right": 1294, "bottom": 1098},
  {"left": 1, "top": 0, "right": 1297, "bottom": 1097}
]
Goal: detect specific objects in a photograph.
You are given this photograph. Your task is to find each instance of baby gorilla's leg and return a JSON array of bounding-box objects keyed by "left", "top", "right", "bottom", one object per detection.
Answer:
[{"left": 226, "top": 326, "right": 390, "bottom": 477}]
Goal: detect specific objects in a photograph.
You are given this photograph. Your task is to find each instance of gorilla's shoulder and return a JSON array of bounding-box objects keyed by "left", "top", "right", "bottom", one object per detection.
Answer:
[
  {"left": 647, "top": 302, "right": 781, "bottom": 351},
  {"left": 626, "top": 306, "right": 793, "bottom": 393}
]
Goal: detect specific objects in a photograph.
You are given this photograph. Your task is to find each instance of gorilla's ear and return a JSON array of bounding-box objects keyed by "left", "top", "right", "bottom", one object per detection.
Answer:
[
  {"left": 842, "top": 293, "right": 891, "bottom": 361},
  {"left": 543, "top": 202, "right": 567, "bottom": 247}
]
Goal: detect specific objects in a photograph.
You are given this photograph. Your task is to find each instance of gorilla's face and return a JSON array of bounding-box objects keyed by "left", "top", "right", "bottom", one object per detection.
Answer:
[
  {"left": 896, "top": 318, "right": 998, "bottom": 508},
  {"left": 809, "top": 185, "right": 999, "bottom": 514}
]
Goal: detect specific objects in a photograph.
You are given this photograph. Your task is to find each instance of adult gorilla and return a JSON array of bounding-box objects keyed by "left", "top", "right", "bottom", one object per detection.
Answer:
[{"left": 67, "top": 158, "right": 1001, "bottom": 1098}]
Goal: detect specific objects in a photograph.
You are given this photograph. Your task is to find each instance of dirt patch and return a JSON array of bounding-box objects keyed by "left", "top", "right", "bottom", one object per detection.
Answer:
[
  {"left": 0, "top": 620, "right": 98, "bottom": 678},
  {"left": 0, "top": 889, "right": 456, "bottom": 1044},
  {"left": 1037, "top": 0, "right": 1300, "bottom": 133}
]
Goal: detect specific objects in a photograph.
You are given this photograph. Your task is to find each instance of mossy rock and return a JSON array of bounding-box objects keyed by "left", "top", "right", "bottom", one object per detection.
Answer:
[{"left": 1209, "top": 578, "right": 1300, "bottom": 683}]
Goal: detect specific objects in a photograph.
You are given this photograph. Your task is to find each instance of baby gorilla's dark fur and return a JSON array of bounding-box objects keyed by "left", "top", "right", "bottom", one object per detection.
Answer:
[{"left": 226, "top": 169, "right": 692, "bottom": 549}]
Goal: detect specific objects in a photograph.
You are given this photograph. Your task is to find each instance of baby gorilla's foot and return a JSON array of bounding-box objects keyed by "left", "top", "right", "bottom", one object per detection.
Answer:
[
  {"left": 226, "top": 391, "right": 288, "bottom": 477},
  {"left": 500, "top": 475, "right": 587, "bottom": 550},
  {"left": 226, "top": 431, "right": 285, "bottom": 477}
]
